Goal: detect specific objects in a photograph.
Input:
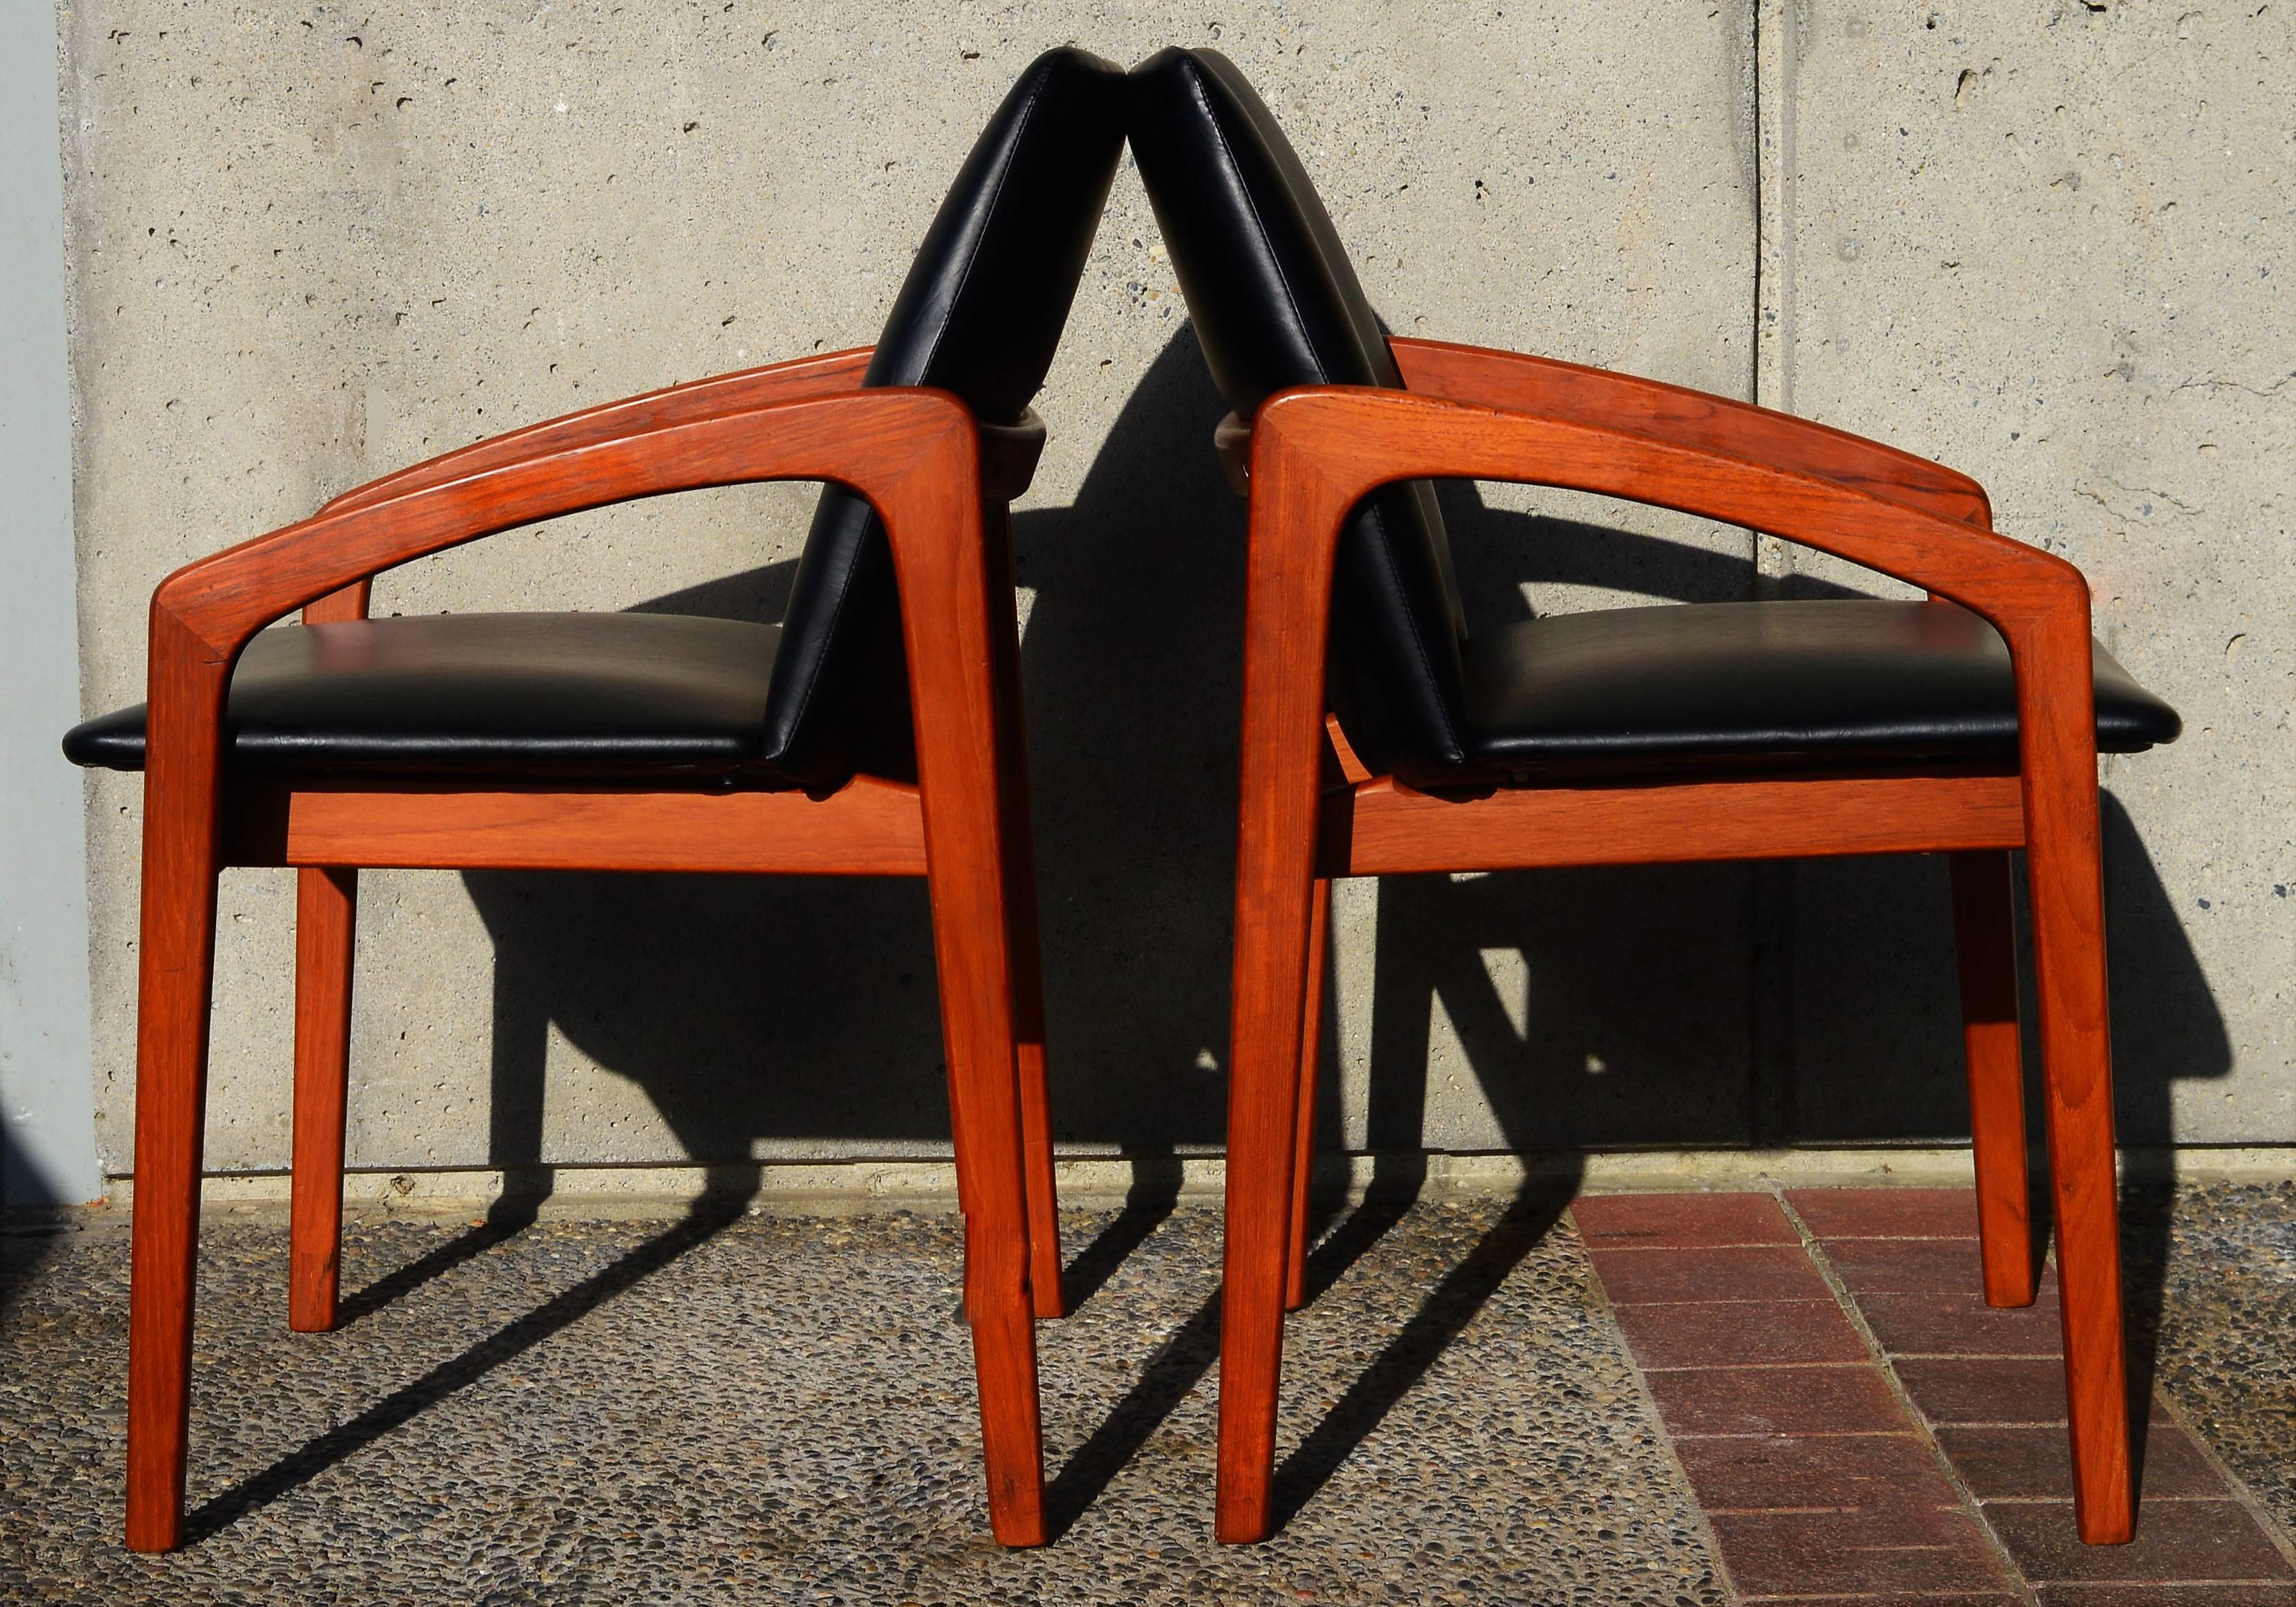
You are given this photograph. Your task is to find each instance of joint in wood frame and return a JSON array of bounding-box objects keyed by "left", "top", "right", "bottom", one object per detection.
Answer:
[
  {"left": 1214, "top": 413, "right": 1252, "bottom": 497},
  {"left": 976, "top": 410, "right": 1046, "bottom": 504}
]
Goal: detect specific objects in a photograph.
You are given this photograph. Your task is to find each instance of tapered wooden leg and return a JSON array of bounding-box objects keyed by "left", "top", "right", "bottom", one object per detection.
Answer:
[
  {"left": 929, "top": 832, "right": 1046, "bottom": 1544},
  {"left": 1216, "top": 846, "right": 1318, "bottom": 1543},
  {"left": 1215, "top": 425, "right": 1351, "bottom": 1546},
  {"left": 1009, "top": 941, "right": 1063, "bottom": 1319},
  {"left": 124, "top": 775, "right": 225, "bottom": 1552},
  {"left": 981, "top": 506, "right": 1063, "bottom": 1319},
  {"left": 1950, "top": 850, "right": 2035, "bottom": 1307},
  {"left": 2020, "top": 674, "right": 2133, "bottom": 1545},
  {"left": 1284, "top": 879, "right": 1332, "bottom": 1312},
  {"left": 288, "top": 866, "right": 358, "bottom": 1332},
  {"left": 900, "top": 482, "right": 1046, "bottom": 1546}
]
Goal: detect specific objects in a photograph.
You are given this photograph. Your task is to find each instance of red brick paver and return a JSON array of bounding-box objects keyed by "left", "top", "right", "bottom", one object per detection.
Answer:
[
  {"left": 1572, "top": 1191, "right": 1801, "bottom": 1248},
  {"left": 1586, "top": 1244, "right": 1835, "bottom": 1305},
  {"left": 1610, "top": 1297, "right": 1869, "bottom": 1368},
  {"left": 1938, "top": 1424, "right": 2226, "bottom": 1502},
  {"left": 1642, "top": 1363, "right": 1907, "bottom": 1437},
  {"left": 2034, "top": 1587, "right": 2296, "bottom": 1606},
  {"left": 1576, "top": 1188, "right": 2296, "bottom": 1606}
]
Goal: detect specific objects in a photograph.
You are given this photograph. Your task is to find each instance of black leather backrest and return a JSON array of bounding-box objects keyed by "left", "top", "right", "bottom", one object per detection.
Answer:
[
  {"left": 760, "top": 47, "right": 1126, "bottom": 784},
  {"left": 1128, "top": 48, "right": 1468, "bottom": 772}
]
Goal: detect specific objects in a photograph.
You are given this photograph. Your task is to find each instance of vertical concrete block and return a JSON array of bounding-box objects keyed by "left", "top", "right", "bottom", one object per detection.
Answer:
[{"left": 1784, "top": 1, "right": 2290, "bottom": 1142}]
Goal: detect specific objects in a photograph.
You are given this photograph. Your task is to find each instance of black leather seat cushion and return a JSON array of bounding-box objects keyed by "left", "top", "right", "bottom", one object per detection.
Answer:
[
  {"left": 63, "top": 613, "right": 783, "bottom": 780},
  {"left": 1458, "top": 600, "right": 2181, "bottom": 778}
]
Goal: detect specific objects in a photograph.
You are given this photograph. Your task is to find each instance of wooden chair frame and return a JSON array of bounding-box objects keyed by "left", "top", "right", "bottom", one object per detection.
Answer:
[
  {"left": 121, "top": 347, "right": 1062, "bottom": 1551},
  {"left": 1211, "top": 338, "right": 2133, "bottom": 1546}
]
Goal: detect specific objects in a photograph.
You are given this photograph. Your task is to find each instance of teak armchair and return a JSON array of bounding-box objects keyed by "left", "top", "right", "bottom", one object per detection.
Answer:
[
  {"left": 1128, "top": 48, "right": 2180, "bottom": 1548},
  {"left": 66, "top": 47, "right": 1126, "bottom": 1551}
]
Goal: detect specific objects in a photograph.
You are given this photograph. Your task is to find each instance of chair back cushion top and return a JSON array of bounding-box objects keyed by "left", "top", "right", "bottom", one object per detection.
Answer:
[
  {"left": 761, "top": 46, "right": 1126, "bottom": 784},
  {"left": 1127, "top": 46, "right": 1470, "bottom": 772}
]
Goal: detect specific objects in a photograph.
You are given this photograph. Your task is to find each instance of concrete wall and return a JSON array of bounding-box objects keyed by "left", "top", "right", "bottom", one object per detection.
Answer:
[
  {"left": 53, "top": 1, "right": 2290, "bottom": 1188},
  {"left": 4, "top": 0, "right": 100, "bottom": 1206}
]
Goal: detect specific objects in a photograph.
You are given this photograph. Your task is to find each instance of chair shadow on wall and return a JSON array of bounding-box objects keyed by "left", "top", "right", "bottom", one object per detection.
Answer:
[{"left": 283, "top": 326, "right": 2226, "bottom": 1538}]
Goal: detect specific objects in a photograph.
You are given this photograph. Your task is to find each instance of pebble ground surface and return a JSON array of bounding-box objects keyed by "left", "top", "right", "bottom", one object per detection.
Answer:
[
  {"left": 4, "top": 1181, "right": 2289, "bottom": 1605},
  {"left": 2122, "top": 1179, "right": 2296, "bottom": 1542},
  {"left": 2, "top": 1193, "right": 1724, "bottom": 1606}
]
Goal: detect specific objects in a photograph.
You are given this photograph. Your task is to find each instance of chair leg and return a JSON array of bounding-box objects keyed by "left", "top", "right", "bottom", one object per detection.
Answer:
[
  {"left": 288, "top": 867, "right": 358, "bottom": 1332},
  {"left": 981, "top": 502, "right": 1063, "bottom": 1319},
  {"left": 1216, "top": 854, "right": 1319, "bottom": 1543},
  {"left": 1950, "top": 850, "right": 2036, "bottom": 1307},
  {"left": 124, "top": 798, "right": 224, "bottom": 1552},
  {"left": 934, "top": 882, "right": 1047, "bottom": 1545},
  {"left": 994, "top": 729, "right": 1062, "bottom": 1321},
  {"left": 1010, "top": 946, "right": 1063, "bottom": 1319},
  {"left": 1284, "top": 879, "right": 1333, "bottom": 1312},
  {"left": 2024, "top": 781, "right": 2133, "bottom": 1544}
]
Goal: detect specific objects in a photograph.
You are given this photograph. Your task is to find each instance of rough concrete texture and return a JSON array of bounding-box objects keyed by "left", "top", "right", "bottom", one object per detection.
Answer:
[
  {"left": 63, "top": 2, "right": 1765, "bottom": 1177},
  {"left": 57, "top": 1, "right": 2287, "bottom": 1182},
  {"left": 0, "top": 1199, "right": 1727, "bottom": 1604},
  {"left": 1781, "top": 1, "right": 2295, "bottom": 1145}
]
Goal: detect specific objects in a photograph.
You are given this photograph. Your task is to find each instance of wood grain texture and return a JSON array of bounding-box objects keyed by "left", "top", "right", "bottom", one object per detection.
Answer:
[
  {"left": 979, "top": 502, "right": 1064, "bottom": 1319},
  {"left": 1212, "top": 380, "right": 2130, "bottom": 1546},
  {"left": 288, "top": 866, "right": 357, "bottom": 1333},
  {"left": 317, "top": 346, "right": 874, "bottom": 519},
  {"left": 124, "top": 603, "right": 228, "bottom": 1552},
  {"left": 2011, "top": 611, "right": 2130, "bottom": 1545},
  {"left": 1387, "top": 337, "right": 1994, "bottom": 529},
  {"left": 122, "top": 356, "right": 1053, "bottom": 1551},
  {"left": 1951, "top": 849, "right": 2037, "bottom": 1309},
  {"left": 1323, "top": 769, "right": 2025, "bottom": 877},
  {"left": 873, "top": 421, "right": 1046, "bottom": 1545},
  {"left": 223, "top": 778, "right": 929, "bottom": 876},
  {"left": 1283, "top": 879, "right": 1332, "bottom": 1313}
]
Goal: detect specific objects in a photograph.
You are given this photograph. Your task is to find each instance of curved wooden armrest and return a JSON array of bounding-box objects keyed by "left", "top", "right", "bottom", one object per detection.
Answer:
[
  {"left": 297, "top": 346, "right": 876, "bottom": 624},
  {"left": 1237, "top": 385, "right": 2098, "bottom": 906},
  {"left": 1250, "top": 385, "right": 2070, "bottom": 630},
  {"left": 137, "top": 387, "right": 1021, "bottom": 1121},
  {"left": 157, "top": 387, "right": 977, "bottom": 661},
  {"left": 1386, "top": 336, "right": 1992, "bottom": 529},
  {"left": 322, "top": 346, "right": 875, "bottom": 518},
  {"left": 1212, "top": 340, "right": 1988, "bottom": 532}
]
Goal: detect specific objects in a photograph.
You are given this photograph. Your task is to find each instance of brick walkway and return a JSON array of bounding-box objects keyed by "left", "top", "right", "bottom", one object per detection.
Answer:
[{"left": 1581, "top": 1188, "right": 2296, "bottom": 1605}]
